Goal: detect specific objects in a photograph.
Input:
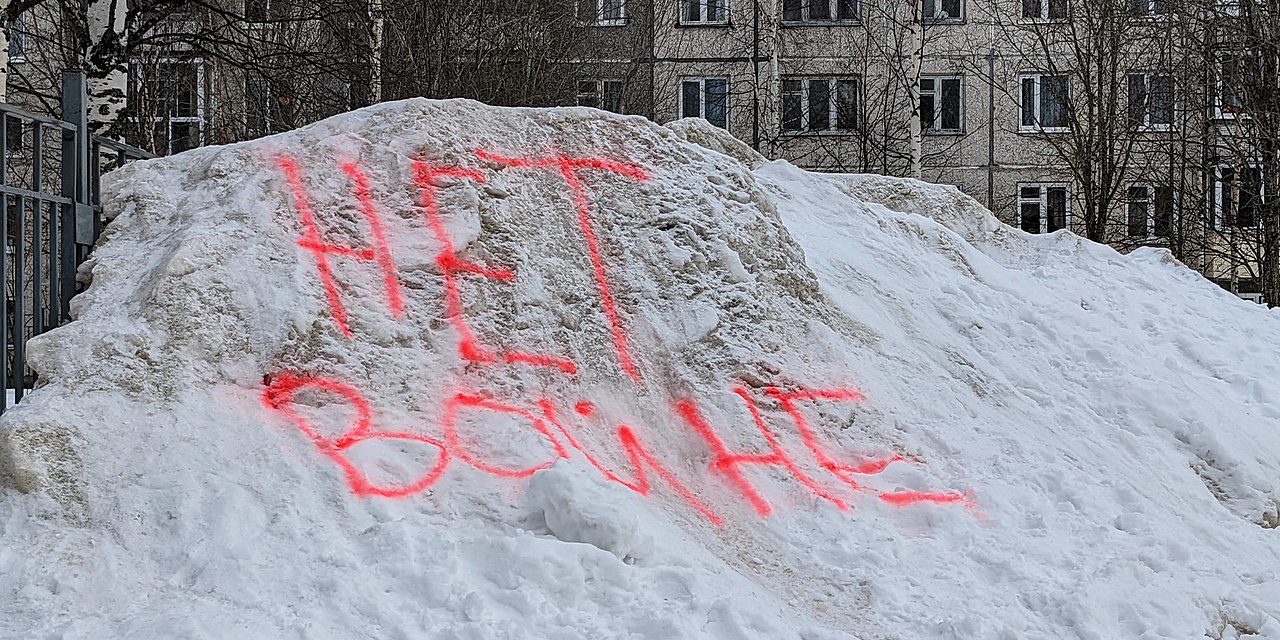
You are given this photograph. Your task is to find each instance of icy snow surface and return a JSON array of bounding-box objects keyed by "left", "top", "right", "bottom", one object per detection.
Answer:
[{"left": 2, "top": 100, "right": 1279, "bottom": 639}]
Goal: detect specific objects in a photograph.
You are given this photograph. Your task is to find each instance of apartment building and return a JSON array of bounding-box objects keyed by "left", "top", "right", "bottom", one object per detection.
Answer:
[
  {"left": 2, "top": 0, "right": 1272, "bottom": 300},
  {"left": 569, "top": 0, "right": 1273, "bottom": 300}
]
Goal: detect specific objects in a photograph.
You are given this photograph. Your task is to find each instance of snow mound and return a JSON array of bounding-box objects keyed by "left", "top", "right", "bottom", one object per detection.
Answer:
[{"left": 2, "top": 99, "right": 1279, "bottom": 639}]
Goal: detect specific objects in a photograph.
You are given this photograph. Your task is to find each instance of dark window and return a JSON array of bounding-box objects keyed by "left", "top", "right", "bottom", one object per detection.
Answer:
[
  {"left": 922, "top": 76, "right": 962, "bottom": 133},
  {"left": 836, "top": 79, "right": 858, "bottom": 129},
  {"left": 246, "top": 73, "right": 271, "bottom": 135},
  {"left": 602, "top": 80, "right": 624, "bottom": 113},
  {"left": 1019, "top": 186, "right": 1041, "bottom": 233},
  {"left": 1023, "top": 0, "right": 1067, "bottom": 18},
  {"left": 1154, "top": 186, "right": 1174, "bottom": 237},
  {"left": 924, "top": 0, "right": 962, "bottom": 20},
  {"left": 808, "top": 79, "right": 829, "bottom": 131},
  {"left": 4, "top": 116, "right": 22, "bottom": 152},
  {"left": 1019, "top": 185, "right": 1068, "bottom": 233},
  {"left": 601, "top": 0, "right": 625, "bottom": 21},
  {"left": 683, "top": 78, "right": 729, "bottom": 129},
  {"left": 577, "top": 81, "right": 599, "bottom": 109},
  {"left": 705, "top": 78, "right": 728, "bottom": 128},
  {"left": 245, "top": 0, "right": 269, "bottom": 21},
  {"left": 681, "top": 81, "right": 701, "bottom": 119},
  {"left": 7, "top": 12, "right": 26, "bottom": 62},
  {"left": 1240, "top": 166, "right": 1263, "bottom": 228},
  {"left": 1022, "top": 75, "right": 1070, "bottom": 130},
  {"left": 1128, "top": 74, "right": 1174, "bottom": 128},
  {"left": 780, "top": 77, "right": 858, "bottom": 133},
  {"left": 784, "top": 0, "right": 856, "bottom": 21},
  {"left": 682, "top": 0, "right": 728, "bottom": 22},
  {"left": 784, "top": 0, "right": 803, "bottom": 20},
  {"left": 1127, "top": 186, "right": 1150, "bottom": 237},
  {"left": 782, "top": 79, "right": 803, "bottom": 131},
  {"left": 1047, "top": 187, "right": 1067, "bottom": 232}
]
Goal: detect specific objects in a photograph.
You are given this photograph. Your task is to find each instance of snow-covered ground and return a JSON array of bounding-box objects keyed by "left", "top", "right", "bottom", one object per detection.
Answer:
[{"left": 1, "top": 100, "right": 1277, "bottom": 639}]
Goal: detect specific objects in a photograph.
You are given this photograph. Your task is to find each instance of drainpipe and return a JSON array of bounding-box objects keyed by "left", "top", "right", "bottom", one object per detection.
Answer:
[
  {"left": 987, "top": 48, "right": 996, "bottom": 211},
  {"left": 753, "top": 0, "right": 761, "bottom": 149}
]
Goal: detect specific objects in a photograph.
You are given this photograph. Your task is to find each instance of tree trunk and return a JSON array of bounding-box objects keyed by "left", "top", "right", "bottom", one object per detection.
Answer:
[{"left": 85, "top": 0, "right": 128, "bottom": 135}]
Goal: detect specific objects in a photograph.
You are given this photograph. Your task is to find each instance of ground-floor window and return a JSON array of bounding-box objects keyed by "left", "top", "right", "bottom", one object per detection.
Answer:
[
  {"left": 680, "top": 77, "right": 729, "bottom": 130},
  {"left": 1018, "top": 183, "right": 1069, "bottom": 233},
  {"left": 1125, "top": 184, "right": 1175, "bottom": 238},
  {"left": 781, "top": 76, "right": 858, "bottom": 133},
  {"left": 577, "top": 79, "right": 626, "bottom": 114}
]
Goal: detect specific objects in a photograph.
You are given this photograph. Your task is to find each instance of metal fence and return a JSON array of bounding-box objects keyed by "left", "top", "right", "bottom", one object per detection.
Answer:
[{"left": 0, "top": 71, "right": 154, "bottom": 412}]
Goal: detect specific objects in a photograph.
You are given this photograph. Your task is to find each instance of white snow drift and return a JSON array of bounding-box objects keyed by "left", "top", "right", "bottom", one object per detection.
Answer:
[{"left": 1, "top": 100, "right": 1278, "bottom": 640}]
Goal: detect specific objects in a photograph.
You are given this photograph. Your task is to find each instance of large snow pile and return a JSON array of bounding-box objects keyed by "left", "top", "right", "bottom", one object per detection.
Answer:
[{"left": 2, "top": 100, "right": 1279, "bottom": 640}]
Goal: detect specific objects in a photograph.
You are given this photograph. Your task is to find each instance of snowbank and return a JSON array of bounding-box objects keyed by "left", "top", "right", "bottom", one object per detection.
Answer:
[{"left": 1, "top": 99, "right": 1278, "bottom": 639}]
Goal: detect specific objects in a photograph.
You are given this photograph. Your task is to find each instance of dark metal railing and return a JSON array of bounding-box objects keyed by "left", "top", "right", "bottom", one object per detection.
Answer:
[{"left": 0, "top": 71, "right": 153, "bottom": 412}]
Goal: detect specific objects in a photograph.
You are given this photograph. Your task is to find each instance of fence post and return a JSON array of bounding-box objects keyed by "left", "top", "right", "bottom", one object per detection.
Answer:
[{"left": 58, "top": 71, "right": 89, "bottom": 323}]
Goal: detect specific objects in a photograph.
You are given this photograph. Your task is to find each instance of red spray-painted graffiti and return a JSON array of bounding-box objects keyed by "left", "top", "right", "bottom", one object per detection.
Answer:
[{"left": 262, "top": 152, "right": 974, "bottom": 523}]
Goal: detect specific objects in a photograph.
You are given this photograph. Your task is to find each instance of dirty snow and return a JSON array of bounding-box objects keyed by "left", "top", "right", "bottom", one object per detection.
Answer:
[{"left": 1, "top": 100, "right": 1278, "bottom": 640}]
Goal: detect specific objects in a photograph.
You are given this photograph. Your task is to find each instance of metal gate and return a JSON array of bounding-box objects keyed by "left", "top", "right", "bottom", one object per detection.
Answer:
[{"left": 0, "top": 71, "right": 153, "bottom": 412}]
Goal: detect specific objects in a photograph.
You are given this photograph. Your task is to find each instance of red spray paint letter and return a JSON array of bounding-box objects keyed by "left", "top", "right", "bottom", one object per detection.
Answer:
[
  {"left": 274, "top": 156, "right": 404, "bottom": 337},
  {"left": 676, "top": 390, "right": 849, "bottom": 517},
  {"left": 261, "top": 372, "right": 450, "bottom": 499},
  {"left": 541, "top": 400, "right": 724, "bottom": 525},
  {"left": 411, "top": 160, "right": 576, "bottom": 374},
  {"left": 441, "top": 392, "right": 569, "bottom": 479},
  {"left": 767, "top": 387, "right": 970, "bottom": 508},
  {"left": 475, "top": 150, "right": 648, "bottom": 382}
]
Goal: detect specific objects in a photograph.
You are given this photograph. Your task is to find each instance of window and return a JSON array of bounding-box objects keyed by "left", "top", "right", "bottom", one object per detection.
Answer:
[
  {"left": 781, "top": 77, "right": 858, "bottom": 133},
  {"left": 580, "top": 0, "right": 626, "bottom": 24},
  {"left": 1125, "top": 185, "right": 1175, "bottom": 238},
  {"left": 920, "top": 76, "right": 963, "bottom": 133},
  {"left": 1214, "top": 52, "right": 1259, "bottom": 119},
  {"left": 782, "top": 0, "right": 858, "bottom": 22},
  {"left": 1020, "top": 74, "right": 1070, "bottom": 132},
  {"left": 923, "top": 0, "right": 963, "bottom": 21},
  {"left": 1214, "top": 165, "right": 1264, "bottom": 229},
  {"left": 681, "top": 0, "right": 729, "bottom": 23},
  {"left": 1018, "top": 184, "right": 1069, "bottom": 233},
  {"left": 1127, "top": 73, "right": 1174, "bottom": 130},
  {"left": 577, "top": 79, "right": 625, "bottom": 113},
  {"left": 7, "top": 12, "right": 26, "bottom": 63},
  {"left": 681, "top": 78, "right": 729, "bottom": 129},
  {"left": 1127, "top": 0, "right": 1171, "bottom": 15},
  {"left": 244, "top": 0, "right": 270, "bottom": 21},
  {"left": 245, "top": 73, "right": 271, "bottom": 136},
  {"left": 1022, "top": 0, "right": 1067, "bottom": 19},
  {"left": 4, "top": 116, "right": 22, "bottom": 152},
  {"left": 139, "top": 59, "right": 206, "bottom": 155}
]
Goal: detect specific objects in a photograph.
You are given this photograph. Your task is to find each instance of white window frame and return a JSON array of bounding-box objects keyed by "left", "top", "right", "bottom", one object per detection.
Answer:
[
  {"left": 1124, "top": 183, "right": 1177, "bottom": 239},
  {"left": 1019, "top": 73, "right": 1071, "bottom": 133},
  {"left": 7, "top": 12, "right": 26, "bottom": 64},
  {"left": 923, "top": 0, "right": 964, "bottom": 22},
  {"left": 1214, "top": 164, "right": 1265, "bottom": 230},
  {"left": 780, "top": 76, "right": 859, "bottom": 135},
  {"left": 680, "top": 76, "right": 731, "bottom": 132},
  {"left": 594, "top": 0, "right": 627, "bottom": 25},
  {"left": 140, "top": 57, "right": 208, "bottom": 156},
  {"left": 1213, "top": 52, "right": 1256, "bottom": 120},
  {"left": 1021, "top": 0, "right": 1068, "bottom": 21},
  {"left": 1017, "top": 183, "right": 1070, "bottom": 234},
  {"left": 680, "top": 0, "right": 730, "bottom": 24},
  {"left": 781, "top": 0, "right": 859, "bottom": 23},
  {"left": 1127, "top": 72, "right": 1175, "bottom": 132},
  {"left": 577, "top": 79, "right": 626, "bottom": 113},
  {"left": 1237, "top": 292, "right": 1265, "bottom": 304},
  {"left": 920, "top": 75, "right": 964, "bottom": 134}
]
